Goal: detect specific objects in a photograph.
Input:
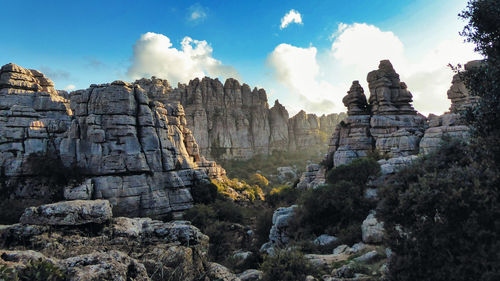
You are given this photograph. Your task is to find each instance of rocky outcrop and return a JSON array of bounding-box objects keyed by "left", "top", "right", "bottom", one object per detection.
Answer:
[
  {"left": 0, "top": 63, "right": 225, "bottom": 218},
  {"left": 367, "top": 61, "right": 426, "bottom": 157},
  {"left": 327, "top": 59, "right": 479, "bottom": 171},
  {"left": 19, "top": 199, "right": 112, "bottom": 225},
  {"left": 361, "top": 212, "right": 385, "bottom": 244},
  {"left": 0, "top": 200, "right": 220, "bottom": 281},
  {"left": 260, "top": 205, "right": 297, "bottom": 255},
  {"left": 136, "top": 77, "right": 345, "bottom": 160},
  {"left": 0, "top": 63, "right": 72, "bottom": 177},
  {"left": 419, "top": 60, "right": 481, "bottom": 154},
  {"left": 329, "top": 81, "right": 374, "bottom": 166},
  {"left": 296, "top": 163, "right": 326, "bottom": 189},
  {"left": 447, "top": 60, "right": 482, "bottom": 112}
]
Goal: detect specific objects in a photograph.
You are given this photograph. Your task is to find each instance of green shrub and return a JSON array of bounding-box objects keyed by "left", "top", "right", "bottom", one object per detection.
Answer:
[
  {"left": 19, "top": 259, "right": 65, "bottom": 281},
  {"left": 292, "top": 180, "right": 374, "bottom": 244},
  {"left": 326, "top": 157, "right": 380, "bottom": 185},
  {"left": 248, "top": 173, "right": 269, "bottom": 189},
  {"left": 213, "top": 200, "right": 246, "bottom": 224},
  {"left": 0, "top": 264, "right": 18, "bottom": 281},
  {"left": 261, "top": 250, "right": 319, "bottom": 281},
  {"left": 183, "top": 204, "right": 217, "bottom": 229},
  {"left": 378, "top": 139, "right": 500, "bottom": 281},
  {"left": 266, "top": 185, "right": 302, "bottom": 208},
  {"left": 191, "top": 180, "right": 218, "bottom": 204}
]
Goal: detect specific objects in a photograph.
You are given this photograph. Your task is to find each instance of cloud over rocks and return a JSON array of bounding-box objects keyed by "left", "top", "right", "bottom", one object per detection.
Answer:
[
  {"left": 267, "top": 43, "right": 340, "bottom": 113},
  {"left": 280, "top": 9, "right": 302, "bottom": 29},
  {"left": 267, "top": 22, "right": 480, "bottom": 115},
  {"left": 127, "top": 32, "right": 239, "bottom": 85}
]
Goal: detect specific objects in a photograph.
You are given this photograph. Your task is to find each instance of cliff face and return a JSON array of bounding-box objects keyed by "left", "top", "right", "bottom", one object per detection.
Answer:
[
  {"left": 136, "top": 76, "right": 345, "bottom": 160},
  {"left": 328, "top": 60, "right": 479, "bottom": 167},
  {"left": 0, "top": 63, "right": 224, "bottom": 217}
]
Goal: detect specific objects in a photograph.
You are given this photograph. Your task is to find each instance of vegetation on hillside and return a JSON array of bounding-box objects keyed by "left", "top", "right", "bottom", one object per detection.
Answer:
[
  {"left": 377, "top": 1, "right": 500, "bottom": 280},
  {"left": 291, "top": 158, "right": 379, "bottom": 245},
  {"left": 220, "top": 149, "right": 324, "bottom": 185}
]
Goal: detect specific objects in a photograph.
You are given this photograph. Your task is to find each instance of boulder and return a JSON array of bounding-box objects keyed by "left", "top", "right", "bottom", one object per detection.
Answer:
[
  {"left": 59, "top": 251, "right": 150, "bottom": 281},
  {"left": 269, "top": 205, "right": 297, "bottom": 246},
  {"left": 313, "top": 234, "right": 338, "bottom": 246},
  {"left": 19, "top": 200, "right": 112, "bottom": 226},
  {"left": 362, "top": 212, "right": 384, "bottom": 244},
  {"left": 237, "top": 269, "right": 263, "bottom": 281},
  {"left": 353, "top": 250, "right": 381, "bottom": 263}
]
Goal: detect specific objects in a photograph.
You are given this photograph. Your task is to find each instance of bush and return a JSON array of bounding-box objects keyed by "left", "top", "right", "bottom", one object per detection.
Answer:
[
  {"left": 292, "top": 180, "right": 374, "bottom": 244},
  {"left": 266, "top": 185, "right": 302, "bottom": 208},
  {"left": 20, "top": 259, "right": 66, "bottom": 281},
  {"left": 183, "top": 204, "right": 217, "bottom": 229},
  {"left": 213, "top": 200, "right": 246, "bottom": 224},
  {"left": 0, "top": 259, "right": 66, "bottom": 281},
  {"left": 248, "top": 173, "right": 269, "bottom": 189},
  {"left": 254, "top": 208, "right": 275, "bottom": 247},
  {"left": 378, "top": 138, "right": 500, "bottom": 281},
  {"left": 0, "top": 264, "right": 18, "bottom": 281},
  {"left": 326, "top": 157, "right": 380, "bottom": 185},
  {"left": 261, "top": 250, "right": 319, "bottom": 281},
  {"left": 191, "top": 180, "right": 218, "bottom": 204}
]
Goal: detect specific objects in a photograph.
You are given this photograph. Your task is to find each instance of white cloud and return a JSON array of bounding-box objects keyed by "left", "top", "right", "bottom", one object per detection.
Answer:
[
  {"left": 280, "top": 9, "right": 302, "bottom": 29},
  {"left": 127, "top": 32, "right": 239, "bottom": 85},
  {"left": 64, "top": 84, "right": 76, "bottom": 91},
  {"left": 187, "top": 3, "right": 207, "bottom": 23},
  {"left": 267, "top": 44, "right": 341, "bottom": 113},
  {"left": 267, "top": 22, "right": 481, "bottom": 115}
]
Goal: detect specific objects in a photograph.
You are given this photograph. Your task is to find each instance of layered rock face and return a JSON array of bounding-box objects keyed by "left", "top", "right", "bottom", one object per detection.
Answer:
[
  {"left": 0, "top": 63, "right": 72, "bottom": 177},
  {"left": 367, "top": 60, "right": 426, "bottom": 157},
  {"left": 0, "top": 63, "right": 225, "bottom": 218},
  {"left": 328, "top": 60, "right": 479, "bottom": 167},
  {"left": 137, "top": 77, "right": 345, "bottom": 160},
  {"left": 329, "top": 61, "right": 426, "bottom": 166},
  {"left": 419, "top": 61, "right": 480, "bottom": 154},
  {"left": 329, "top": 81, "right": 374, "bottom": 166}
]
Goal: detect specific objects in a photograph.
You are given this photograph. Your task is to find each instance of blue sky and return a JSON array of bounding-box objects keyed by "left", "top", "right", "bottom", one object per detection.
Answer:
[{"left": 1, "top": 0, "right": 481, "bottom": 115}]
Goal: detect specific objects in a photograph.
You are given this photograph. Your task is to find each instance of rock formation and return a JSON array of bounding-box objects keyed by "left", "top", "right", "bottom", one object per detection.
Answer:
[
  {"left": 419, "top": 60, "right": 481, "bottom": 153},
  {"left": 0, "top": 63, "right": 225, "bottom": 218},
  {"left": 328, "top": 61, "right": 427, "bottom": 166},
  {"left": 328, "top": 59, "right": 479, "bottom": 167},
  {"left": 367, "top": 60, "right": 426, "bottom": 157},
  {"left": 0, "top": 63, "right": 72, "bottom": 177},
  {"left": 329, "top": 80, "right": 374, "bottom": 166},
  {"left": 0, "top": 199, "right": 242, "bottom": 281},
  {"left": 136, "top": 77, "right": 345, "bottom": 160}
]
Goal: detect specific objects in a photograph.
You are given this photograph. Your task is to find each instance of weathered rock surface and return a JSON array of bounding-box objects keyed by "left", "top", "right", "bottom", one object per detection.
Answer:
[
  {"left": 361, "top": 212, "right": 384, "bottom": 244},
  {"left": 19, "top": 199, "right": 112, "bottom": 225},
  {"left": 0, "top": 200, "right": 215, "bottom": 281},
  {"left": 0, "top": 63, "right": 72, "bottom": 177},
  {"left": 136, "top": 77, "right": 345, "bottom": 160},
  {"left": 0, "top": 63, "right": 226, "bottom": 218},
  {"left": 296, "top": 163, "right": 326, "bottom": 189},
  {"left": 314, "top": 234, "right": 338, "bottom": 246},
  {"left": 377, "top": 155, "right": 418, "bottom": 175},
  {"left": 276, "top": 166, "right": 297, "bottom": 183},
  {"left": 419, "top": 62, "right": 480, "bottom": 154},
  {"left": 328, "top": 60, "right": 478, "bottom": 167},
  {"left": 260, "top": 205, "right": 298, "bottom": 255},
  {"left": 237, "top": 269, "right": 263, "bottom": 281}
]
